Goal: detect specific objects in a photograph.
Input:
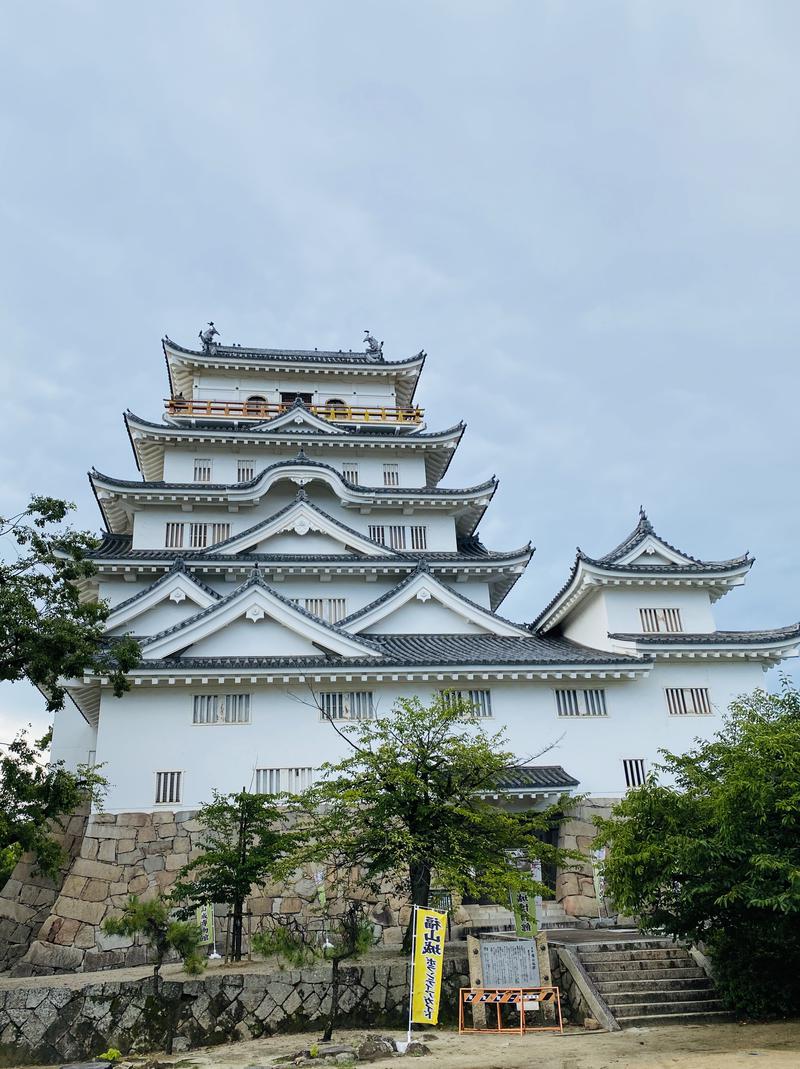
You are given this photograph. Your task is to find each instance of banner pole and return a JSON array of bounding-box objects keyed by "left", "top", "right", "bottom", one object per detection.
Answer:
[{"left": 406, "top": 905, "right": 418, "bottom": 1047}]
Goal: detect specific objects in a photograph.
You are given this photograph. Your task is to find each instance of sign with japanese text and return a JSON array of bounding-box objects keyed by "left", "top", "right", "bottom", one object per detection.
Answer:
[
  {"left": 479, "top": 938, "right": 541, "bottom": 987},
  {"left": 195, "top": 903, "right": 213, "bottom": 946},
  {"left": 411, "top": 907, "right": 447, "bottom": 1024}
]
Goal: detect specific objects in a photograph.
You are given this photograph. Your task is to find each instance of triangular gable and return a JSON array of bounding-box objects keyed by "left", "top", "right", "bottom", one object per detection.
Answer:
[
  {"left": 105, "top": 567, "right": 220, "bottom": 632},
  {"left": 250, "top": 401, "right": 345, "bottom": 435},
  {"left": 213, "top": 496, "right": 394, "bottom": 558},
  {"left": 141, "top": 575, "right": 382, "bottom": 660},
  {"left": 614, "top": 536, "right": 698, "bottom": 567},
  {"left": 339, "top": 569, "right": 529, "bottom": 637}
]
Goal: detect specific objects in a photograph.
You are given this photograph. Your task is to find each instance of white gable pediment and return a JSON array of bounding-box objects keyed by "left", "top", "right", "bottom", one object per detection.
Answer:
[
  {"left": 141, "top": 579, "right": 381, "bottom": 660},
  {"left": 216, "top": 499, "right": 390, "bottom": 558},
  {"left": 105, "top": 571, "right": 219, "bottom": 632},
  {"left": 342, "top": 571, "right": 529, "bottom": 637},
  {"left": 251, "top": 406, "right": 345, "bottom": 435},
  {"left": 615, "top": 536, "right": 696, "bottom": 567}
]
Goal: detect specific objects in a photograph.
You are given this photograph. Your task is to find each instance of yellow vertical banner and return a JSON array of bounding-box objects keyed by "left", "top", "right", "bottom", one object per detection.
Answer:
[{"left": 411, "top": 907, "right": 447, "bottom": 1025}]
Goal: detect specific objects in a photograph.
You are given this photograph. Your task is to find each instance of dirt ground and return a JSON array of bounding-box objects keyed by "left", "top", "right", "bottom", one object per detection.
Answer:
[{"left": 17, "top": 1020, "right": 790, "bottom": 1069}]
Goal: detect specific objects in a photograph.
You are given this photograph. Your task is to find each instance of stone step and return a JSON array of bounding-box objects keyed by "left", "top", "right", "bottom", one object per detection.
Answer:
[
  {"left": 617, "top": 1009, "right": 735, "bottom": 1028},
  {"left": 595, "top": 975, "right": 714, "bottom": 994},
  {"left": 611, "top": 997, "right": 726, "bottom": 1017},
  {"left": 584, "top": 965, "right": 705, "bottom": 984},
  {"left": 581, "top": 947, "right": 689, "bottom": 965},
  {"left": 602, "top": 987, "right": 719, "bottom": 1008},
  {"left": 574, "top": 940, "right": 678, "bottom": 953}
]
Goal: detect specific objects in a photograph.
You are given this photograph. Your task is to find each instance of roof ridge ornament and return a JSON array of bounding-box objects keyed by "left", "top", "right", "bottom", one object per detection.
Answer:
[
  {"left": 199, "top": 321, "right": 220, "bottom": 353},
  {"left": 638, "top": 505, "right": 654, "bottom": 533},
  {"left": 363, "top": 329, "right": 384, "bottom": 360},
  {"left": 294, "top": 446, "right": 310, "bottom": 463},
  {"left": 295, "top": 487, "right": 309, "bottom": 502}
]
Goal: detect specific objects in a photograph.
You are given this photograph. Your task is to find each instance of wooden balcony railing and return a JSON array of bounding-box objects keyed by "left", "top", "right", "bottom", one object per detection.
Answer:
[{"left": 165, "top": 398, "right": 424, "bottom": 425}]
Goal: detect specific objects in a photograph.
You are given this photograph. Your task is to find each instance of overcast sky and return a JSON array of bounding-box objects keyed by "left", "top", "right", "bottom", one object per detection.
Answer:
[{"left": 2, "top": 1, "right": 799, "bottom": 738}]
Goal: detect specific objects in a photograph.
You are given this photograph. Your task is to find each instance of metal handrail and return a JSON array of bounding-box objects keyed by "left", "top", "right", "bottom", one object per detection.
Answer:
[{"left": 165, "top": 398, "right": 423, "bottom": 424}]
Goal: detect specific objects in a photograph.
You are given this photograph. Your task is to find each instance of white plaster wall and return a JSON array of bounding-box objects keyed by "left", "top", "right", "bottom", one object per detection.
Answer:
[
  {"left": 561, "top": 592, "right": 609, "bottom": 649},
  {"left": 603, "top": 587, "right": 716, "bottom": 634},
  {"left": 105, "top": 598, "right": 208, "bottom": 638},
  {"left": 50, "top": 702, "right": 97, "bottom": 773},
  {"left": 92, "top": 659, "right": 768, "bottom": 811},
  {"left": 186, "top": 617, "right": 322, "bottom": 657},
  {"left": 363, "top": 599, "right": 489, "bottom": 634},
  {"left": 193, "top": 371, "right": 397, "bottom": 409}
]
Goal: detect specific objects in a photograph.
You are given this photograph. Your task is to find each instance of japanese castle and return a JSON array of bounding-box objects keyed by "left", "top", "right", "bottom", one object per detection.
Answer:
[{"left": 53, "top": 328, "right": 800, "bottom": 811}]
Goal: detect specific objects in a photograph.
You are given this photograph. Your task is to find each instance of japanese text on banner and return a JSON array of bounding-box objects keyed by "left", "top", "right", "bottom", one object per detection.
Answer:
[
  {"left": 411, "top": 907, "right": 447, "bottom": 1025},
  {"left": 195, "top": 903, "right": 213, "bottom": 946}
]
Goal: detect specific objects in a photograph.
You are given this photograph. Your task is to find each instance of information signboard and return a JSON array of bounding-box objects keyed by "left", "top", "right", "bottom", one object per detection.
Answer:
[{"left": 479, "top": 938, "right": 541, "bottom": 987}]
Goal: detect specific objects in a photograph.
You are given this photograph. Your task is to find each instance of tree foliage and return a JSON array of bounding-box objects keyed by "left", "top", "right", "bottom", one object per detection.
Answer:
[
  {"left": 305, "top": 693, "right": 570, "bottom": 947},
  {"left": 594, "top": 681, "right": 800, "bottom": 1017},
  {"left": 102, "top": 895, "right": 205, "bottom": 981},
  {"left": 170, "top": 789, "right": 304, "bottom": 962},
  {"left": 0, "top": 728, "right": 107, "bottom": 879},
  {"left": 0, "top": 495, "right": 139, "bottom": 709}
]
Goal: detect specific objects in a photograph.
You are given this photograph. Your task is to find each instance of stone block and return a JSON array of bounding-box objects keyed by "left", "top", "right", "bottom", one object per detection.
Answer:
[
  {"left": 82, "top": 839, "right": 99, "bottom": 861},
  {"left": 117, "top": 851, "right": 141, "bottom": 865},
  {"left": 96, "top": 840, "right": 116, "bottom": 863},
  {"left": 128, "top": 875, "right": 148, "bottom": 894},
  {"left": 96, "top": 928, "right": 134, "bottom": 952},
  {"left": 116, "top": 813, "right": 149, "bottom": 827},
  {"left": 142, "top": 856, "right": 165, "bottom": 873},
  {"left": 72, "top": 859, "right": 123, "bottom": 882},
  {"left": 84, "top": 949, "right": 124, "bottom": 971},
  {"left": 561, "top": 894, "right": 599, "bottom": 918},
  {"left": 280, "top": 897, "right": 302, "bottom": 913},
  {"left": 52, "top": 918, "right": 82, "bottom": 945},
  {"left": 118, "top": 838, "right": 136, "bottom": 853},
  {"left": 56, "top": 897, "right": 107, "bottom": 925},
  {"left": 172, "top": 835, "right": 191, "bottom": 853},
  {"left": 136, "top": 827, "right": 157, "bottom": 844},
  {"left": 24, "top": 940, "right": 84, "bottom": 970},
  {"left": 164, "top": 853, "right": 187, "bottom": 872},
  {"left": 80, "top": 881, "right": 110, "bottom": 903},
  {"left": 75, "top": 926, "right": 97, "bottom": 950},
  {"left": 151, "top": 811, "right": 176, "bottom": 823},
  {"left": 0, "top": 898, "right": 35, "bottom": 924}
]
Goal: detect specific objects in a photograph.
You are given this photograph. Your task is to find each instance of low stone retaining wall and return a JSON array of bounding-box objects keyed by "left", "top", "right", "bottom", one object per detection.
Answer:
[{"left": 0, "top": 956, "right": 469, "bottom": 1066}]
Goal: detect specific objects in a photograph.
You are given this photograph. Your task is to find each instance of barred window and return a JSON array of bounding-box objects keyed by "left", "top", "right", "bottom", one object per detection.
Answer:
[
  {"left": 192, "top": 694, "right": 251, "bottom": 725},
  {"left": 410, "top": 525, "right": 427, "bottom": 550},
  {"left": 440, "top": 689, "right": 493, "bottom": 718},
  {"left": 368, "top": 524, "right": 427, "bottom": 550},
  {"left": 155, "top": 771, "right": 182, "bottom": 804},
  {"left": 665, "top": 687, "right": 711, "bottom": 716},
  {"left": 299, "top": 598, "right": 347, "bottom": 624},
  {"left": 211, "top": 523, "right": 231, "bottom": 544},
  {"left": 193, "top": 458, "right": 212, "bottom": 483},
  {"left": 640, "top": 608, "right": 683, "bottom": 633},
  {"left": 388, "top": 524, "right": 406, "bottom": 549},
  {"left": 383, "top": 463, "right": 399, "bottom": 487},
  {"left": 237, "top": 459, "right": 255, "bottom": 482},
  {"left": 622, "top": 758, "right": 646, "bottom": 788},
  {"left": 342, "top": 461, "right": 359, "bottom": 484},
  {"left": 189, "top": 522, "right": 231, "bottom": 548},
  {"left": 255, "top": 767, "right": 314, "bottom": 795},
  {"left": 318, "top": 691, "right": 375, "bottom": 721},
  {"left": 165, "top": 522, "right": 184, "bottom": 548},
  {"left": 554, "top": 688, "right": 608, "bottom": 717}
]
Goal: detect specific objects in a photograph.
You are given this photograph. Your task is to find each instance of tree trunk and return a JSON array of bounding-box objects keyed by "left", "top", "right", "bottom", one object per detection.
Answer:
[
  {"left": 231, "top": 898, "right": 244, "bottom": 962},
  {"left": 402, "top": 861, "right": 432, "bottom": 953},
  {"left": 322, "top": 956, "right": 341, "bottom": 1042}
]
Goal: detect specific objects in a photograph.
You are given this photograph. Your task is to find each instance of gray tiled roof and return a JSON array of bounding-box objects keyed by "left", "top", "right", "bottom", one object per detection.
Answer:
[
  {"left": 609, "top": 625, "right": 800, "bottom": 645},
  {"left": 590, "top": 508, "right": 750, "bottom": 569},
  {"left": 129, "top": 410, "right": 464, "bottom": 441},
  {"left": 164, "top": 336, "right": 425, "bottom": 368},
  {"left": 134, "top": 632, "right": 646, "bottom": 671},
  {"left": 106, "top": 560, "right": 220, "bottom": 616},
  {"left": 488, "top": 765, "right": 580, "bottom": 791}
]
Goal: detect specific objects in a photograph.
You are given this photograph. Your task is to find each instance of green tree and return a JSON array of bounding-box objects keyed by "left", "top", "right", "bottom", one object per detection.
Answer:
[
  {"left": 170, "top": 789, "right": 304, "bottom": 963},
  {"left": 305, "top": 692, "right": 569, "bottom": 949},
  {"left": 101, "top": 895, "right": 205, "bottom": 983},
  {"left": 0, "top": 496, "right": 139, "bottom": 708},
  {"left": 594, "top": 681, "right": 800, "bottom": 1018},
  {"left": 0, "top": 728, "right": 107, "bottom": 879}
]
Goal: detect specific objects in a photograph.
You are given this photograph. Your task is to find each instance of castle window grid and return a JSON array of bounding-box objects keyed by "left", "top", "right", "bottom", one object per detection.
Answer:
[
  {"left": 237, "top": 459, "right": 255, "bottom": 482},
  {"left": 296, "top": 597, "right": 347, "bottom": 625},
  {"left": 622, "top": 758, "right": 646, "bottom": 789},
  {"left": 383, "top": 463, "right": 400, "bottom": 487},
  {"left": 640, "top": 607, "right": 683, "bottom": 633},
  {"left": 439, "top": 688, "right": 493, "bottom": 718},
  {"left": 255, "top": 767, "right": 315, "bottom": 794},
  {"left": 193, "top": 458, "right": 213, "bottom": 483},
  {"left": 368, "top": 524, "right": 427, "bottom": 550},
  {"left": 665, "top": 687, "right": 712, "bottom": 716},
  {"left": 342, "top": 461, "right": 359, "bottom": 484},
  {"left": 317, "top": 691, "right": 376, "bottom": 721},
  {"left": 155, "top": 770, "right": 183, "bottom": 804},
  {"left": 164, "top": 522, "right": 231, "bottom": 548},
  {"left": 192, "top": 694, "right": 251, "bottom": 725},
  {"left": 554, "top": 688, "right": 608, "bottom": 717}
]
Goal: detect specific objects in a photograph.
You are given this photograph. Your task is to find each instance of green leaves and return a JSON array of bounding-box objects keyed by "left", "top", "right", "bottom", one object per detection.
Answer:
[
  {"left": 594, "top": 678, "right": 800, "bottom": 1017},
  {"left": 102, "top": 895, "right": 205, "bottom": 977}
]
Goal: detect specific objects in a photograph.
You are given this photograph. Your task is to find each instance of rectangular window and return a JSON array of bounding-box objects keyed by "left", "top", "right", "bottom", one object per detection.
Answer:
[
  {"left": 155, "top": 771, "right": 182, "bottom": 804},
  {"left": 640, "top": 608, "right": 683, "bottom": 633},
  {"left": 388, "top": 524, "right": 406, "bottom": 549},
  {"left": 189, "top": 522, "right": 230, "bottom": 548},
  {"left": 440, "top": 689, "right": 493, "bottom": 718},
  {"left": 211, "top": 522, "right": 230, "bottom": 545},
  {"left": 301, "top": 598, "right": 347, "bottom": 624},
  {"left": 368, "top": 524, "right": 385, "bottom": 545},
  {"left": 318, "top": 691, "right": 375, "bottom": 721},
  {"left": 237, "top": 459, "right": 255, "bottom": 482},
  {"left": 193, "top": 458, "right": 212, "bottom": 483},
  {"left": 410, "top": 525, "right": 427, "bottom": 550},
  {"left": 622, "top": 758, "right": 646, "bottom": 788},
  {"left": 554, "top": 688, "right": 608, "bottom": 717},
  {"left": 192, "top": 694, "right": 251, "bottom": 724},
  {"left": 665, "top": 687, "right": 711, "bottom": 716},
  {"left": 342, "top": 461, "right": 359, "bottom": 484},
  {"left": 383, "top": 463, "right": 399, "bottom": 487},
  {"left": 255, "top": 767, "right": 315, "bottom": 794},
  {"left": 165, "top": 522, "right": 184, "bottom": 548}
]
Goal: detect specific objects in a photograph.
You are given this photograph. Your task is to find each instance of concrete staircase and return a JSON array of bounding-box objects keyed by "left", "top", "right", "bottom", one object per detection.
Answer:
[
  {"left": 539, "top": 900, "right": 584, "bottom": 930},
  {"left": 577, "top": 940, "right": 732, "bottom": 1027}
]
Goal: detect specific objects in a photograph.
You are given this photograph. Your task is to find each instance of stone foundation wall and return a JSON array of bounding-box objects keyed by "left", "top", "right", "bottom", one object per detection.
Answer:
[
  {"left": 10, "top": 811, "right": 410, "bottom": 977},
  {"left": 0, "top": 811, "right": 89, "bottom": 973},
  {"left": 0, "top": 956, "right": 470, "bottom": 1065},
  {"left": 555, "top": 798, "right": 617, "bottom": 918}
]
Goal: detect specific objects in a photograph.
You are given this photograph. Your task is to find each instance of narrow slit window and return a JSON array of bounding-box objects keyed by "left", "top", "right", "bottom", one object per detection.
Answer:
[
  {"left": 255, "top": 767, "right": 314, "bottom": 794},
  {"left": 640, "top": 608, "right": 683, "bottom": 633},
  {"left": 190, "top": 523, "right": 208, "bottom": 549},
  {"left": 318, "top": 691, "right": 375, "bottom": 721},
  {"left": 439, "top": 689, "right": 492, "bottom": 718},
  {"left": 342, "top": 461, "right": 359, "bottom": 484},
  {"left": 192, "top": 694, "right": 251, "bottom": 724},
  {"left": 368, "top": 524, "right": 386, "bottom": 545},
  {"left": 193, "top": 458, "right": 213, "bottom": 483},
  {"left": 388, "top": 525, "right": 406, "bottom": 550},
  {"left": 237, "top": 459, "right": 255, "bottom": 482},
  {"left": 410, "top": 526, "right": 427, "bottom": 550},
  {"left": 165, "top": 522, "right": 184, "bottom": 548},
  {"left": 210, "top": 523, "right": 231, "bottom": 545},
  {"left": 155, "top": 771, "right": 182, "bottom": 804},
  {"left": 665, "top": 687, "right": 711, "bottom": 716},
  {"left": 383, "top": 463, "right": 400, "bottom": 486},
  {"left": 301, "top": 598, "right": 347, "bottom": 624},
  {"left": 622, "top": 758, "right": 646, "bottom": 789},
  {"left": 554, "top": 688, "right": 608, "bottom": 717}
]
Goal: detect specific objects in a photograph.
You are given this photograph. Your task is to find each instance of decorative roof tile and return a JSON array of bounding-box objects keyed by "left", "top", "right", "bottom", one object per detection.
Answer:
[
  {"left": 487, "top": 765, "right": 580, "bottom": 791},
  {"left": 164, "top": 336, "right": 425, "bottom": 368},
  {"left": 609, "top": 624, "right": 800, "bottom": 645}
]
